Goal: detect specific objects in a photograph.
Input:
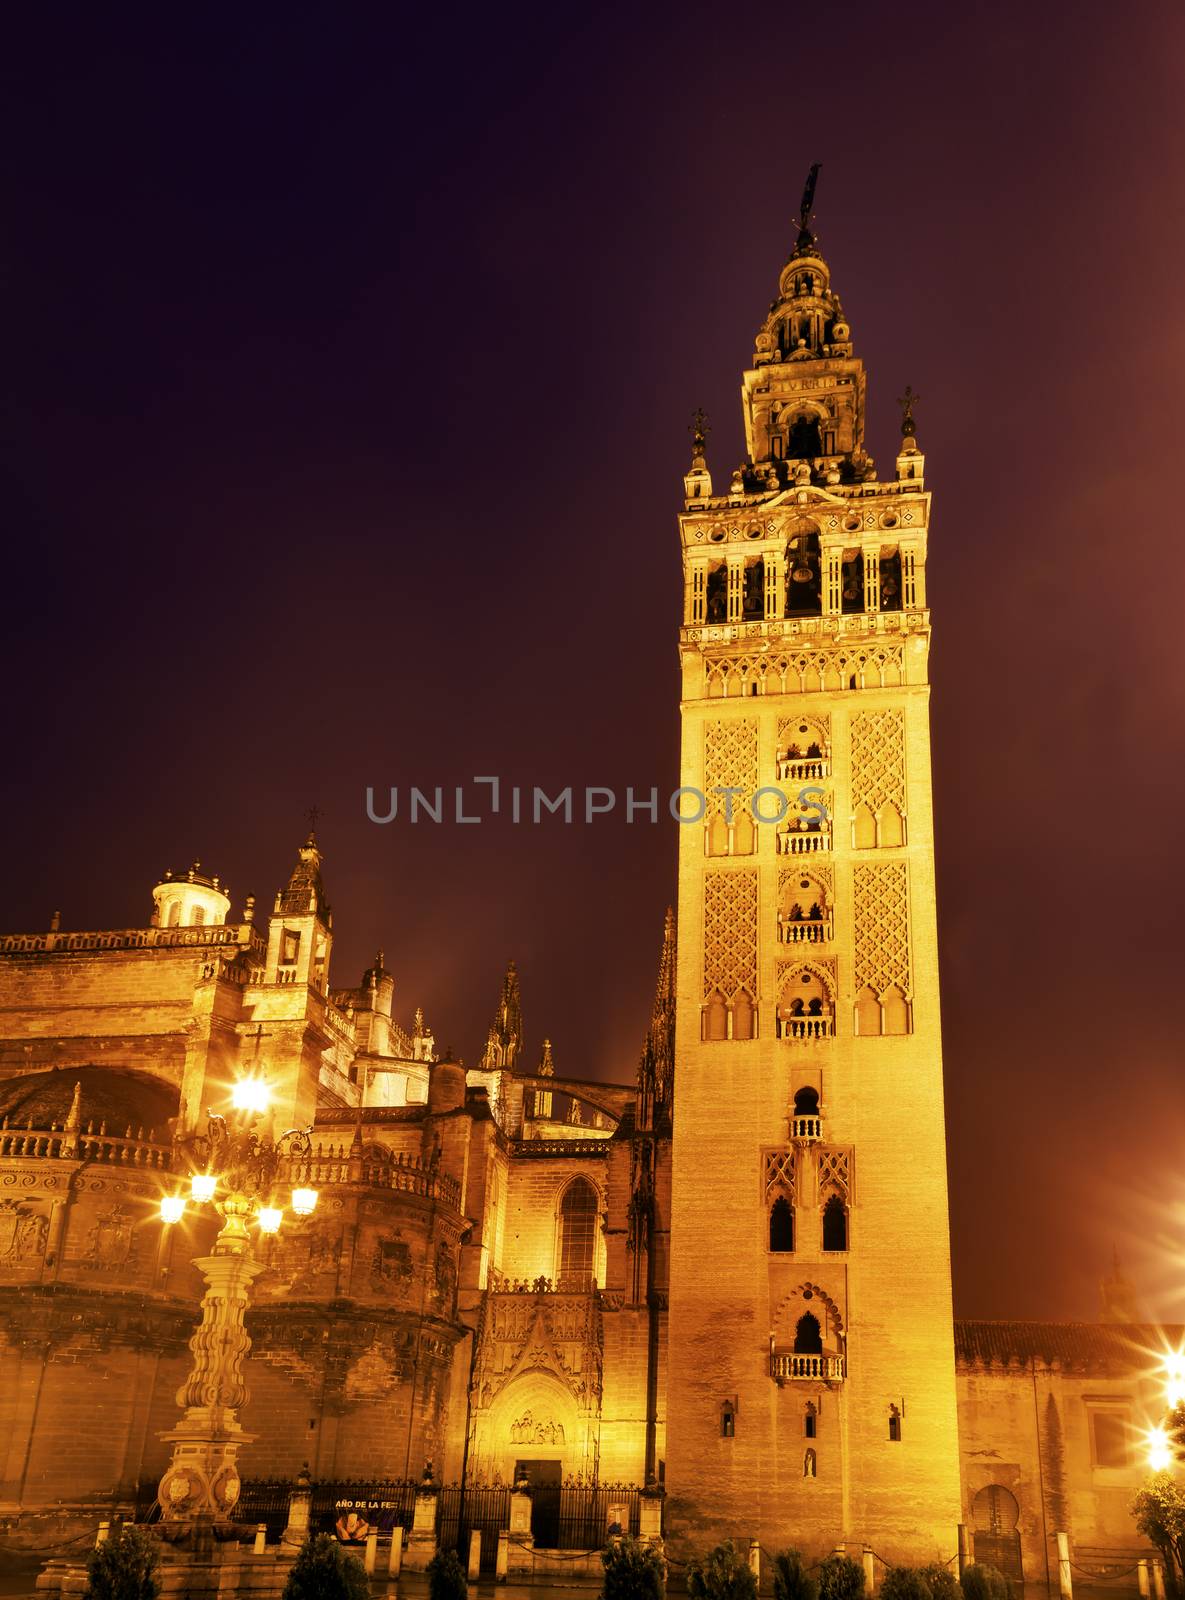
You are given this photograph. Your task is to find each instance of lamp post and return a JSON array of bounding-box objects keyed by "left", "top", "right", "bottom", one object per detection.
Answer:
[{"left": 155, "top": 1077, "right": 318, "bottom": 1529}]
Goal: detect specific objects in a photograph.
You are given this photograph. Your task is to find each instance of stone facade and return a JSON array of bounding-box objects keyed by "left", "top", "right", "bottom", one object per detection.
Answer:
[{"left": 0, "top": 209, "right": 1168, "bottom": 1584}]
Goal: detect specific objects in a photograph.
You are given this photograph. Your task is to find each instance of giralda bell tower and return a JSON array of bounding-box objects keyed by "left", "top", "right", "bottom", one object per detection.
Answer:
[{"left": 666, "top": 171, "right": 962, "bottom": 1558}]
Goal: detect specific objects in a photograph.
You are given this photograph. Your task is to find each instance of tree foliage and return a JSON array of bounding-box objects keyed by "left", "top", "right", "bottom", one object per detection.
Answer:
[
  {"left": 602, "top": 1533, "right": 666, "bottom": 1600},
  {"left": 879, "top": 1570, "right": 932, "bottom": 1600},
  {"left": 427, "top": 1546, "right": 469, "bottom": 1600},
  {"left": 281, "top": 1533, "right": 369, "bottom": 1600},
  {"left": 772, "top": 1548, "right": 818, "bottom": 1600},
  {"left": 84, "top": 1525, "right": 161, "bottom": 1600},
  {"left": 817, "top": 1553, "right": 866, "bottom": 1600},
  {"left": 1133, "top": 1474, "right": 1185, "bottom": 1596},
  {"left": 920, "top": 1565, "right": 962, "bottom": 1600},
  {"left": 686, "top": 1541, "right": 758, "bottom": 1600},
  {"left": 960, "top": 1563, "right": 1010, "bottom": 1600}
]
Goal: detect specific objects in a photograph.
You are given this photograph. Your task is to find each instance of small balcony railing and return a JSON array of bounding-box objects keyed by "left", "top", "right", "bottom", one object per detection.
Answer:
[
  {"left": 770, "top": 1352, "right": 846, "bottom": 1382},
  {"left": 777, "top": 1012, "right": 834, "bottom": 1041},
  {"left": 778, "top": 916, "right": 830, "bottom": 944},
  {"left": 791, "top": 1115, "right": 821, "bottom": 1141},
  {"left": 778, "top": 828, "right": 831, "bottom": 856},
  {"left": 777, "top": 757, "right": 830, "bottom": 782}
]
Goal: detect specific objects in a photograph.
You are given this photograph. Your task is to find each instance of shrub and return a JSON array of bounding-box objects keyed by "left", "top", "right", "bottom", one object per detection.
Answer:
[
  {"left": 960, "top": 1564, "right": 1009, "bottom": 1600},
  {"left": 920, "top": 1565, "right": 961, "bottom": 1600},
  {"left": 772, "top": 1548, "right": 818, "bottom": 1600},
  {"left": 1133, "top": 1475, "right": 1185, "bottom": 1597},
  {"left": 602, "top": 1533, "right": 666, "bottom": 1600},
  {"left": 686, "top": 1541, "right": 758, "bottom": 1600},
  {"left": 427, "top": 1546, "right": 469, "bottom": 1600},
  {"left": 281, "top": 1533, "right": 369, "bottom": 1600},
  {"left": 817, "top": 1554, "right": 865, "bottom": 1600},
  {"left": 85, "top": 1526, "right": 161, "bottom": 1600},
  {"left": 879, "top": 1570, "right": 932, "bottom": 1600}
]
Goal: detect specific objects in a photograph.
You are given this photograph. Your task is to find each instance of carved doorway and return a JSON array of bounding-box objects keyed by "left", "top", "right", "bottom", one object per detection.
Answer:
[
  {"left": 971, "top": 1484, "right": 1023, "bottom": 1582},
  {"left": 516, "top": 1459, "right": 562, "bottom": 1548}
]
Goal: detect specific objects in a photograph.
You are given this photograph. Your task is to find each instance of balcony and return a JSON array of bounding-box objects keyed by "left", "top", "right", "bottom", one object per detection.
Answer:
[
  {"left": 791, "top": 1115, "right": 821, "bottom": 1141},
  {"left": 777, "top": 757, "right": 830, "bottom": 783},
  {"left": 770, "top": 1352, "right": 846, "bottom": 1382},
  {"left": 778, "top": 914, "right": 831, "bottom": 944},
  {"left": 777, "top": 1012, "right": 834, "bottom": 1041},
  {"left": 777, "top": 828, "right": 831, "bottom": 856}
]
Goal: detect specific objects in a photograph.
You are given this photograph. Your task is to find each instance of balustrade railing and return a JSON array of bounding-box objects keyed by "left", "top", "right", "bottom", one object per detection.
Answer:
[
  {"left": 791, "top": 1115, "right": 822, "bottom": 1141},
  {"left": 777, "top": 1014, "right": 834, "bottom": 1040},
  {"left": 778, "top": 830, "right": 831, "bottom": 855},
  {"left": 0, "top": 1122, "right": 171, "bottom": 1167},
  {"left": 777, "top": 758, "right": 830, "bottom": 781},
  {"left": 0, "top": 924, "right": 266, "bottom": 960},
  {"left": 778, "top": 917, "right": 830, "bottom": 943},
  {"left": 511, "top": 1138, "right": 612, "bottom": 1157},
  {"left": 770, "top": 1352, "right": 846, "bottom": 1381}
]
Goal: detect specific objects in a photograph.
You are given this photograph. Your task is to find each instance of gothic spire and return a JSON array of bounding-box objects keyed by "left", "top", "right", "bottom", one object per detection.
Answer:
[
  {"left": 276, "top": 823, "right": 329, "bottom": 919},
  {"left": 481, "top": 959, "right": 523, "bottom": 1071},
  {"left": 637, "top": 907, "right": 676, "bottom": 1128}
]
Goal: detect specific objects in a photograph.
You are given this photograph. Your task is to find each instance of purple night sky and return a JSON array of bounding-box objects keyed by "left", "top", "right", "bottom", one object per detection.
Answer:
[{"left": 6, "top": 2, "right": 1185, "bottom": 1322}]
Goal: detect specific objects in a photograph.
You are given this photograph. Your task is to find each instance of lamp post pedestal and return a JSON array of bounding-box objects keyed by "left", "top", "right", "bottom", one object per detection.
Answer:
[{"left": 157, "top": 1243, "right": 266, "bottom": 1527}]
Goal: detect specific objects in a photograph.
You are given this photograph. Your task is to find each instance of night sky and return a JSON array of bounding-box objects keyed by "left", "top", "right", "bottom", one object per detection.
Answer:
[{"left": 6, "top": 3, "right": 1185, "bottom": 1324}]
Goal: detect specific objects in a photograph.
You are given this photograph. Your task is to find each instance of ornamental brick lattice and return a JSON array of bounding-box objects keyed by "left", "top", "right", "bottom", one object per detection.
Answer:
[{"left": 703, "top": 870, "right": 758, "bottom": 999}]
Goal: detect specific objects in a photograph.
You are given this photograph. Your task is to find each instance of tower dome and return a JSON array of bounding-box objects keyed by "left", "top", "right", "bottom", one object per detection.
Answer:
[{"left": 151, "top": 862, "right": 231, "bottom": 929}]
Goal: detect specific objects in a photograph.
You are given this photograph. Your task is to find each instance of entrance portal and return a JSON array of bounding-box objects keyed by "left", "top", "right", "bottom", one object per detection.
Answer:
[{"left": 515, "top": 1458, "right": 562, "bottom": 1548}]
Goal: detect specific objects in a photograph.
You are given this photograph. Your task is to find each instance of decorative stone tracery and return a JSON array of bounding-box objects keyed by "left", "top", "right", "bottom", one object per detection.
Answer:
[{"left": 703, "top": 871, "right": 758, "bottom": 1001}]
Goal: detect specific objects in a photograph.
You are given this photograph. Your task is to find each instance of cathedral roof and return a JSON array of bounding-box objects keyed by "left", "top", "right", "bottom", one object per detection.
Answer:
[
  {"left": 0, "top": 1065, "right": 178, "bottom": 1137},
  {"left": 954, "top": 1319, "right": 1184, "bottom": 1374}
]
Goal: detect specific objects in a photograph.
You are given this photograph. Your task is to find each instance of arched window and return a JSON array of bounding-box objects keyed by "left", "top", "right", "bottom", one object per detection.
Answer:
[
  {"left": 742, "top": 557, "right": 765, "bottom": 621},
  {"left": 721, "top": 1401, "right": 736, "bottom": 1438},
  {"left": 191, "top": 906, "right": 206, "bottom": 926},
  {"left": 704, "top": 990, "right": 728, "bottom": 1041},
  {"left": 793, "top": 1087, "right": 819, "bottom": 1117},
  {"left": 558, "top": 1179, "right": 598, "bottom": 1286},
  {"left": 888, "top": 1405, "right": 902, "bottom": 1442},
  {"left": 769, "top": 1196, "right": 794, "bottom": 1253},
  {"left": 804, "top": 1403, "right": 818, "bottom": 1439},
  {"left": 786, "top": 413, "right": 822, "bottom": 458},
  {"left": 793, "top": 1312, "right": 822, "bottom": 1354},
  {"left": 732, "top": 989, "right": 755, "bottom": 1041},
  {"left": 166, "top": 901, "right": 181, "bottom": 927},
  {"left": 822, "top": 1195, "right": 848, "bottom": 1253}
]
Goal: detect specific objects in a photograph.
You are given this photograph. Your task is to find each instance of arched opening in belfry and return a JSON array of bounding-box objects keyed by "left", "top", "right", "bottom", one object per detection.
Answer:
[
  {"left": 769, "top": 1195, "right": 794, "bottom": 1253},
  {"left": 841, "top": 552, "right": 865, "bottom": 613},
  {"left": 786, "top": 412, "right": 822, "bottom": 458},
  {"left": 705, "top": 563, "right": 727, "bottom": 625},
  {"left": 822, "top": 1194, "right": 848, "bottom": 1253},
  {"left": 742, "top": 557, "right": 765, "bottom": 621},
  {"left": 793, "top": 1312, "right": 823, "bottom": 1354},
  {"left": 793, "top": 1086, "right": 820, "bottom": 1118},
  {"left": 880, "top": 549, "right": 903, "bottom": 611},
  {"left": 785, "top": 532, "right": 821, "bottom": 617}
]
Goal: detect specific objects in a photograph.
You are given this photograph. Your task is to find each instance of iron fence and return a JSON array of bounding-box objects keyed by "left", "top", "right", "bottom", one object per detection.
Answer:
[{"left": 437, "top": 1485, "right": 511, "bottom": 1574}]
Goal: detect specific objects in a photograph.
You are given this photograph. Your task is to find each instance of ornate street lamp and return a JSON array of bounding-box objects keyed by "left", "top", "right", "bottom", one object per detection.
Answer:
[{"left": 154, "top": 1078, "right": 318, "bottom": 1530}]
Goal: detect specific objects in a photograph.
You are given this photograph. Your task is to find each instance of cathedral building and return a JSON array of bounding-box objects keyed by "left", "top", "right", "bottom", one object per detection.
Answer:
[{"left": 0, "top": 196, "right": 1170, "bottom": 1585}]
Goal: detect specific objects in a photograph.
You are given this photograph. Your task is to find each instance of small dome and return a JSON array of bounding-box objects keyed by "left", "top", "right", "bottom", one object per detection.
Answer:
[
  {"left": 427, "top": 1058, "right": 467, "bottom": 1114},
  {"left": 0, "top": 1066, "right": 179, "bottom": 1136}
]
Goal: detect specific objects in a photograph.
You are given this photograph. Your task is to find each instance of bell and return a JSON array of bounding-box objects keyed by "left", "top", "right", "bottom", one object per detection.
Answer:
[{"left": 791, "top": 563, "right": 813, "bottom": 584}]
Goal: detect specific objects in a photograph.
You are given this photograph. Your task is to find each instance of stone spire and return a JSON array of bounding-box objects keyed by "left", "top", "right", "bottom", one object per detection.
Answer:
[
  {"left": 481, "top": 960, "right": 523, "bottom": 1071},
  {"left": 276, "top": 824, "right": 330, "bottom": 920},
  {"left": 637, "top": 908, "right": 676, "bottom": 1129},
  {"left": 1099, "top": 1246, "right": 1142, "bottom": 1324}
]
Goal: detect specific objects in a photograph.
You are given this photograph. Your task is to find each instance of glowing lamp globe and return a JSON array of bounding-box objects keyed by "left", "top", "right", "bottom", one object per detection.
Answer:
[
  {"left": 231, "top": 1078, "right": 271, "bottom": 1115},
  {"left": 190, "top": 1173, "right": 217, "bottom": 1203},
  {"left": 291, "top": 1187, "right": 318, "bottom": 1217},
  {"left": 160, "top": 1195, "right": 186, "bottom": 1225},
  {"left": 1148, "top": 1426, "right": 1173, "bottom": 1472},
  {"left": 257, "top": 1206, "right": 283, "bottom": 1235}
]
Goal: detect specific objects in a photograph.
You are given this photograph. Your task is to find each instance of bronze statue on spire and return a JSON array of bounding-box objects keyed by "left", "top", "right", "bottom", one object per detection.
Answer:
[
  {"left": 689, "top": 407, "right": 710, "bottom": 463},
  {"left": 796, "top": 162, "right": 822, "bottom": 251}
]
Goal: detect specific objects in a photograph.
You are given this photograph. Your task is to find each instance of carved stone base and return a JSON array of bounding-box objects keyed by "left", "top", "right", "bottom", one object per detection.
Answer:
[{"left": 156, "top": 1430, "right": 255, "bottom": 1526}]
